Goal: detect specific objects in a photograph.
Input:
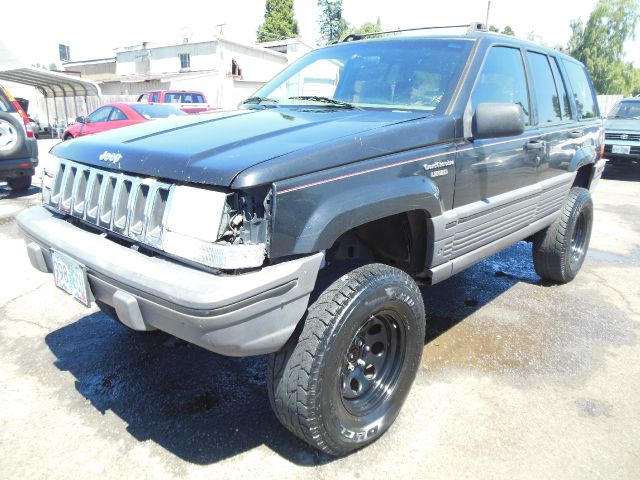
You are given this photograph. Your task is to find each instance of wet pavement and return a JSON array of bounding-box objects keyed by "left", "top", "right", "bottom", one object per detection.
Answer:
[{"left": 1, "top": 147, "right": 639, "bottom": 479}]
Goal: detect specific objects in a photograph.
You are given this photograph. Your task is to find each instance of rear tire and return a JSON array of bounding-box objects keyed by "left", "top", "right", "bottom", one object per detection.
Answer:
[
  {"left": 7, "top": 176, "right": 31, "bottom": 192},
  {"left": 268, "top": 263, "right": 425, "bottom": 456},
  {"left": 532, "top": 186, "right": 593, "bottom": 283}
]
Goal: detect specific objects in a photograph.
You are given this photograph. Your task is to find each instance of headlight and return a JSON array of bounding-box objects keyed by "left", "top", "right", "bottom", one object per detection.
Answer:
[{"left": 162, "top": 185, "right": 266, "bottom": 270}]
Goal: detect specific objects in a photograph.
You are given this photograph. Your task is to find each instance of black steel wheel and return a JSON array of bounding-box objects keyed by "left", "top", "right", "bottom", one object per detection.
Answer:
[
  {"left": 268, "top": 263, "right": 425, "bottom": 456},
  {"left": 533, "top": 186, "right": 593, "bottom": 283}
]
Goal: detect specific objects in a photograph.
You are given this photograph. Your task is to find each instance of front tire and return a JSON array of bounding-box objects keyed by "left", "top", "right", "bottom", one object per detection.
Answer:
[
  {"left": 268, "top": 263, "right": 425, "bottom": 456},
  {"left": 532, "top": 186, "right": 593, "bottom": 283}
]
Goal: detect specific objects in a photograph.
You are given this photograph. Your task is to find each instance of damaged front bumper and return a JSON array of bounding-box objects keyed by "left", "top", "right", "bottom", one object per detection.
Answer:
[{"left": 17, "top": 206, "right": 323, "bottom": 356}]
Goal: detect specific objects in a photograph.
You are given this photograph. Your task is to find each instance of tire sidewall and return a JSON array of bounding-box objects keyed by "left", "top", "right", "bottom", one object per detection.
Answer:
[
  {"left": 316, "top": 274, "right": 424, "bottom": 451},
  {"left": 562, "top": 189, "right": 593, "bottom": 279},
  {"left": 0, "top": 112, "right": 26, "bottom": 159}
]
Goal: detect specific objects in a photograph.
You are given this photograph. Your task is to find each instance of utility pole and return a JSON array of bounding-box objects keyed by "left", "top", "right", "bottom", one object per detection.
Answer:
[{"left": 486, "top": 1, "right": 491, "bottom": 28}]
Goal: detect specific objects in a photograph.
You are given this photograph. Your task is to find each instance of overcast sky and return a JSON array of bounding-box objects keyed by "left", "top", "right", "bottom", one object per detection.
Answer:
[{"left": 3, "top": 0, "right": 640, "bottom": 66}]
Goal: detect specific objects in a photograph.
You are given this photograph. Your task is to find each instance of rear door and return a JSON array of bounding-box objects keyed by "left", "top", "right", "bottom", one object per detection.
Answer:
[
  {"left": 525, "top": 51, "right": 577, "bottom": 183},
  {"left": 560, "top": 60, "right": 602, "bottom": 169}
]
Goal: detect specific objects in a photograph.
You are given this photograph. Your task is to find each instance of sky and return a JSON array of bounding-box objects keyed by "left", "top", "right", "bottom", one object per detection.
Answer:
[{"left": 2, "top": 0, "right": 639, "bottom": 66}]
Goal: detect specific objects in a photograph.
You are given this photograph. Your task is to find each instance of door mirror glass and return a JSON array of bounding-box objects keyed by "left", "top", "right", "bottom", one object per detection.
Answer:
[
  {"left": 75, "top": 116, "right": 86, "bottom": 124},
  {"left": 473, "top": 103, "right": 525, "bottom": 139}
]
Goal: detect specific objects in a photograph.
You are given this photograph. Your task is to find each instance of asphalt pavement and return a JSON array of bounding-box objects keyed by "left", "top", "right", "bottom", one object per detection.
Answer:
[{"left": 1, "top": 142, "right": 639, "bottom": 479}]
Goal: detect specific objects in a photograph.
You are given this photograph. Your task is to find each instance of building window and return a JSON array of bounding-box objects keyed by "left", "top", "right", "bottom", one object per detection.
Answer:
[
  {"left": 179, "top": 53, "right": 191, "bottom": 70},
  {"left": 232, "top": 59, "right": 242, "bottom": 78}
]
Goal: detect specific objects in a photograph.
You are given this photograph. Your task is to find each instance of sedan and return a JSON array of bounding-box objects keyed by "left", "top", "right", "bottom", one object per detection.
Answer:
[{"left": 62, "top": 103, "right": 186, "bottom": 141}]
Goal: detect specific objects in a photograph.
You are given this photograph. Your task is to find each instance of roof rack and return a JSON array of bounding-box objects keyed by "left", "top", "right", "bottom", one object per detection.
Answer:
[{"left": 340, "top": 22, "right": 487, "bottom": 43}]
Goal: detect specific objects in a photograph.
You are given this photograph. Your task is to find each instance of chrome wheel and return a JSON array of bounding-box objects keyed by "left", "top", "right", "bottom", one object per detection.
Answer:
[
  {"left": 0, "top": 119, "right": 18, "bottom": 152},
  {"left": 340, "top": 311, "right": 406, "bottom": 415}
]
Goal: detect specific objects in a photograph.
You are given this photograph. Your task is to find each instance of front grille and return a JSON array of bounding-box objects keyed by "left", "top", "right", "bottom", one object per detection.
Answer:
[
  {"left": 605, "top": 132, "right": 640, "bottom": 141},
  {"left": 48, "top": 160, "right": 172, "bottom": 248}
]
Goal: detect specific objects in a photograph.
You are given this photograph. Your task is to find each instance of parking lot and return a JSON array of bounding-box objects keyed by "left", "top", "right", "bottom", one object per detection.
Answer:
[{"left": 1, "top": 141, "right": 639, "bottom": 479}]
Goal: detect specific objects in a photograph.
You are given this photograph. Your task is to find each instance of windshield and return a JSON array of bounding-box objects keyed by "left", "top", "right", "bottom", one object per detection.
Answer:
[
  {"left": 609, "top": 101, "right": 640, "bottom": 119},
  {"left": 130, "top": 104, "right": 187, "bottom": 119},
  {"left": 248, "top": 38, "right": 474, "bottom": 112}
]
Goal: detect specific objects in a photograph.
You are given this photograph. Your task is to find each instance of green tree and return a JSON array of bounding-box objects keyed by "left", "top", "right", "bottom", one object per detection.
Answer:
[
  {"left": 344, "top": 17, "right": 383, "bottom": 39},
  {"left": 256, "top": 0, "right": 299, "bottom": 43},
  {"left": 489, "top": 25, "right": 499, "bottom": 32},
  {"left": 567, "top": 0, "right": 640, "bottom": 95},
  {"left": 317, "top": 0, "right": 350, "bottom": 44},
  {"left": 501, "top": 25, "right": 515, "bottom": 36}
]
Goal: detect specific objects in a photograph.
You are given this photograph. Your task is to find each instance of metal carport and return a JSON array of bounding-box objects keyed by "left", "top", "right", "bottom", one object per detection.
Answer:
[{"left": 0, "top": 66, "right": 101, "bottom": 134}]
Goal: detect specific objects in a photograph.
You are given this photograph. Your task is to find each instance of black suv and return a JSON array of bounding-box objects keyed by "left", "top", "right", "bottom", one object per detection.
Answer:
[
  {"left": 0, "top": 84, "right": 38, "bottom": 191},
  {"left": 18, "top": 25, "right": 604, "bottom": 455}
]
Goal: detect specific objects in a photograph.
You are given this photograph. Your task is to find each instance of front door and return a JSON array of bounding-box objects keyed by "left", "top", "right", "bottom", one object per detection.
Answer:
[{"left": 454, "top": 45, "right": 538, "bottom": 208}]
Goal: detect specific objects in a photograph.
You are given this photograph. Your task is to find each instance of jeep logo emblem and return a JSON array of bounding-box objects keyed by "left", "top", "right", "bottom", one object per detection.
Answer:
[
  {"left": 99, "top": 151, "right": 122, "bottom": 164},
  {"left": 620, "top": 134, "right": 628, "bottom": 140}
]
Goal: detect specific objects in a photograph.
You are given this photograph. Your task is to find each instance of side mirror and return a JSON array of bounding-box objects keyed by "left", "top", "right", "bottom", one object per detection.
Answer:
[
  {"left": 473, "top": 103, "right": 525, "bottom": 139},
  {"left": 75, "top": 116, "right": 86, "bottom": 124}
]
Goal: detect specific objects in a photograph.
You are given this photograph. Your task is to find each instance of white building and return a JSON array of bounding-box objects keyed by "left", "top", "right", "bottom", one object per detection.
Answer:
[{"left": 64, "top": 36, "right": 311, "bottom": 110}]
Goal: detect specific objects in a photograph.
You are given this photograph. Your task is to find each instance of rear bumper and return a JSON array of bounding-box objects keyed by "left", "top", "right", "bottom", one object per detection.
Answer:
[
  {"left": 0, "top": 157, "right": 37, "bottom": 178},
  {"left": 17, "top": 205, "right": 323, "bottom": 356}
]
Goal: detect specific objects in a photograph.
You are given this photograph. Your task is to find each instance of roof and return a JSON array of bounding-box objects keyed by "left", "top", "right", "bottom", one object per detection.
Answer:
[
  {"left": 0, "top": 66, "right": 101, "bottom": 97},
  {"left": 324, "top": 31, "right": 576, "bottom": 63},
  {"left": 62, "top": 57, "right": 116, "bottom": 67},
  {"left": 113, "top": 36, "right": 287, "bottom": 60}
]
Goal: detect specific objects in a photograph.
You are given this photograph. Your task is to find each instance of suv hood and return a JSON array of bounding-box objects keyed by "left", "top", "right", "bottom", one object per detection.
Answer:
[
  {"left": 604, "top": 118, "right": 640, "bottom": 132},
  {"left": 51, "top": 108, "right": 427, "bottom": 187}
]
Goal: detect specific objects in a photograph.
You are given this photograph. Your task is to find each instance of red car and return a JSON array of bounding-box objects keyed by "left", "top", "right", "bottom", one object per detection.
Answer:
[{"left": 62, "top": 102, "right": 185, "bottom": 141}]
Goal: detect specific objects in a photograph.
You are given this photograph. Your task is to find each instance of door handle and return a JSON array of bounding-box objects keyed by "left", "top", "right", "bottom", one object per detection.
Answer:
[
  {"left": 524, "top": 140, "right": 545, "bottom": 150},
  {"left": 568, "top": 130, "right": 584, "bottom": 138}
]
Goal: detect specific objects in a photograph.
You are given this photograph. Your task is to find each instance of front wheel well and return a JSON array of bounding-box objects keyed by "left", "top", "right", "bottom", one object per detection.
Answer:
[
  {"left": 573, "top": 163, "right": 593, "bottom": 189},
  {"left": 326, "top": 210, "right": 429, "bottom": 275}
]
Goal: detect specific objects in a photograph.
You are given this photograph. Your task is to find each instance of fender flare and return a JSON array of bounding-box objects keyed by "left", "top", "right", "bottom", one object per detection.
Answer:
[
  {"left": 270, "top": 175, "right": 445, "bottom": 257},
  {"left": 569, "top": 145, "right": 597, "bottom": 172}
]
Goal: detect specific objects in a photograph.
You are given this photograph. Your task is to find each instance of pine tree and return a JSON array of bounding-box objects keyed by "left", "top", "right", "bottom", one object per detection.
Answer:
[
  {"left": 317, "top": 0, "right": 350, "bottom": 44},
  {"left": 256, "top": 0, "right": 299, "bottom": 43}
]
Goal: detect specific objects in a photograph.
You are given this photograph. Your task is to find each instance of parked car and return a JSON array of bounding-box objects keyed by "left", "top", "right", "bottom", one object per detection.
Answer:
[
  {"left": 0, "top": 85, "right": 38, "bottom": 191},
  {"left": 62, "top": 103, "right": 185, "bottom": 141},
  {"left": 137, "top": 90, "right": 213, "bottom": 114},
  {"left": 604, "top": 97, "right": 640, "bottom": 163},
  {"left": 18, "top": 25, "right": 605, "bottom": 455}
]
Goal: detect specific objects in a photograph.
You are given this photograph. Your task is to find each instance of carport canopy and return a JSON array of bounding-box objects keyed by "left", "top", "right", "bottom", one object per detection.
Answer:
[{"left": 0, "top": 66, "right": 101, "bottom": 98}]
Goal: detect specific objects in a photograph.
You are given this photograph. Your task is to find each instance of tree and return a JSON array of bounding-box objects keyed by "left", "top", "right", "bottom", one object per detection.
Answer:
[
  {"left": 256, "top": 0, "right": 299, "bottom": 43},
  {"left": 489, "top": 25, "right": 515, "bottom": 36},
  {"left": 501, "top": 25, "right": 515, "bottom": 36},
  {"left": 317, "top": 0, "right": 350, "bottom": 44},
  {"left": 567, "top": 0, "right": 640, "bottom": 95},
  {"left": 345, "top": 17, "right": 383, "bottom": 39}
]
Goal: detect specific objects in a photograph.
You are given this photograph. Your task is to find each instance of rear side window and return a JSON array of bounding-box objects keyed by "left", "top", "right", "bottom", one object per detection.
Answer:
[
  {"left": 548, "top": 58, "right": 571, "bottom": 119},
  {"left": 562, "top": 60, "right": 598, "bottom": 120},
  {"left": 472, "top": 46, "right": 531, "bottom": 126},
  {"left": 139, "top": 93, "right": 149, "bottom": 102},
  {"left": 528, "top": 52, "right": 562, "bottom": 124}
]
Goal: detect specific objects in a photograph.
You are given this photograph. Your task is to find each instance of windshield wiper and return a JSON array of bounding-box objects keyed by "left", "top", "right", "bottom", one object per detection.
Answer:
[
  {"left": 242, "top": 96, "right": 280, "bottom": 107},
  {"left": 287, "top": 96, "right": 358, "bottom": 109}
]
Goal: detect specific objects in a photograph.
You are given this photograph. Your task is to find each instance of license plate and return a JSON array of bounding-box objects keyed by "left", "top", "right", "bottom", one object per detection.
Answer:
[
  {"left": 612, "top": 145, "right": 631, "bottom": 154},
  {"left": 51, "top": 251, "right": 91, "bottom": 307}
]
